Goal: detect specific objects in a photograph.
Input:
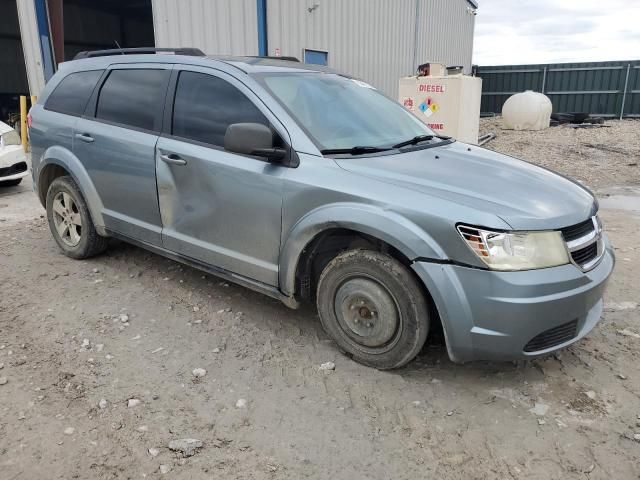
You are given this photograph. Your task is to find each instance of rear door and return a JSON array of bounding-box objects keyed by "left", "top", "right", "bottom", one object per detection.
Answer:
[
  {"left": 74, "top": 64, "right": 171, "bottom": 245},
  {"left": 31, "top": 69, "right": 104, "bottom": 182},
  {"left": 156, "top": 66, "right": 289, "bottom": 286}
]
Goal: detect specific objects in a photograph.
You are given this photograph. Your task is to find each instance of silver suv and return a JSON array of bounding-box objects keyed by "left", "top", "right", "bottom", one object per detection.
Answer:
[{"left": 30, "top": 49, "right": 614, "bottom": 369}]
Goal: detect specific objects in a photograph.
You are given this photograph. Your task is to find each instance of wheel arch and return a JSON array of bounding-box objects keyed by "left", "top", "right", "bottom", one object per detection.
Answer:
[
  {"left": 37, "top": 147, "right": 106, "bottom": 232},
  {"left": 279, "top": 203, "right": 448, "bottom": 298}
]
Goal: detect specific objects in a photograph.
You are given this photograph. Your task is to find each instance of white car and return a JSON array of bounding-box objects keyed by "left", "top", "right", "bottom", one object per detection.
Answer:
[{"left": 0, "top": 121, "right": 29, "bottom": 187}]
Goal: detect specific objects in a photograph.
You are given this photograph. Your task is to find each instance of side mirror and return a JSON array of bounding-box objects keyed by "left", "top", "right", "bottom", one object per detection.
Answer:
[{"left": 224, "top": 123, "right": 287, "bottom": 162}]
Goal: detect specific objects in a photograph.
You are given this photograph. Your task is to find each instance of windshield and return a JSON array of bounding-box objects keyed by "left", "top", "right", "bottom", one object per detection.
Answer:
[{"left": 254, "top": 73, "right": 435, "bottom": 151}]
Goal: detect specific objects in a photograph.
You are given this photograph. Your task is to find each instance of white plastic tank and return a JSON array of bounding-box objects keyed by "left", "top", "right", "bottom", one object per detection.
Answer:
[
  {"left": 502, "top": 90, "right": 552, "bottom": 130},
  {"left": 398, "top": 72, "right": 483, "bottom": 143}
]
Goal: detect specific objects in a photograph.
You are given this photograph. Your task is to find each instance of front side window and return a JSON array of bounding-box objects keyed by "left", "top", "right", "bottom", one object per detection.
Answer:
[
  {"left": 172, "top": 71, "right": 268, "bottom": 147},
  {"left": 254, "top": 73, "right": 435, "bottom": 151},
  {"left": 96, "top": 69, "right": 167, "bottom": 131},
  {"left": 44, "top": 70, "right": 103, "bottom": 116}
]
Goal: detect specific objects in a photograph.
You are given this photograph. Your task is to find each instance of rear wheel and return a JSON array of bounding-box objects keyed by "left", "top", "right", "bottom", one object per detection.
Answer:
[
  {"left": 46, "top": 176, "right": 108, "bottom": 259},
  {"left": 0, "top": 178, "right": 22, "bottom": 187},
  {"left": 316, "top": 250, "right": 429, "bottom": 369}
]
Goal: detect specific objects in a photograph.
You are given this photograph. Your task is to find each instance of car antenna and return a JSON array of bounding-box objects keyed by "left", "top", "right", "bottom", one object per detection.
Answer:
[{"left": 114, "top": 40, "right": 124, "bottom": 54}]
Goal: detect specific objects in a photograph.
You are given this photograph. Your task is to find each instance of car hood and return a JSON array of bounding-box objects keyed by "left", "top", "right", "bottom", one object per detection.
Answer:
[{"left": 334, "top": 141, "right": 596, "bottom": 230}]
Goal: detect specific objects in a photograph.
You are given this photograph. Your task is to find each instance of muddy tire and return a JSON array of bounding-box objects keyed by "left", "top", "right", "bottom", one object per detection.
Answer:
[
  {"left": 316, "top": 250, "right": 429, "bottom": 369},
  {"left": 46, "top": 176, "right": 108, "bottom": 259}
]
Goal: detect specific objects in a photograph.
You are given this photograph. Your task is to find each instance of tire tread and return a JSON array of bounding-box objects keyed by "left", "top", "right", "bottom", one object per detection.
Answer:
[{"left": 316, "top": 249, "right": 429, "bottom": 369}]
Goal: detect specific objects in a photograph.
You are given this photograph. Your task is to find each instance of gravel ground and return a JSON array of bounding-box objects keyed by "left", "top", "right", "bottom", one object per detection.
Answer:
[
  {"left": 480, "top": 118, "right": 640, "bottom": 190},
  {"left": 1, "top": 130, "right": 640, "bottom": 479}
]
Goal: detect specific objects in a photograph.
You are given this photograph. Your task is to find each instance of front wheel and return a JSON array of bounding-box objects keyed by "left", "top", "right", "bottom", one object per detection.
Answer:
[
  {"left": 46, "top": 176, "right": 108, "bottom": 259},
  {"left": 316, "top": 250, "right": 430, "bottom": 370}
]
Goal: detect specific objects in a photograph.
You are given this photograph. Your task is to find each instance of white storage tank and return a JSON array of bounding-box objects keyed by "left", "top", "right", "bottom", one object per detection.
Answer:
[
  {"left": 502, "top": 91, "right": 552, "bottom": 131},
  {"left": 398, "top": 67, "right": 482, "bottom": 144}
]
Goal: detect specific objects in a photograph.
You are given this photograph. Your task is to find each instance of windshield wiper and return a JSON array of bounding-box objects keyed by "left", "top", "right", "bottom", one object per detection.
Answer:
[
  {"left": 320, "top": 146, "right": 392, "bottom": 156},
  {"left": 392, "top": 134, "right": 453, "bottom": 149},
  {"left": 391, "top": 134, "right": 435, "bottom": 149}
]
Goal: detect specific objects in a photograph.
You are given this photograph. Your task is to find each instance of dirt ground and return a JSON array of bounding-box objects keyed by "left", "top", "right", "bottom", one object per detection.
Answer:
[
  {"left": 1, "top": 120, "right": 640, "bottom": 479},
  {"left": 479, "top": 118, "right": 640, "bottom": 190}
]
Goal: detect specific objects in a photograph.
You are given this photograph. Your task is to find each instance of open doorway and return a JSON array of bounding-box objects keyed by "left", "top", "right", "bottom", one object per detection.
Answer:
[
  {"left": 61, "top": 0, "right": 154, "bottom": 60},
  {"left": 0, "top": 0, "right": 29, "bottom": 126}
]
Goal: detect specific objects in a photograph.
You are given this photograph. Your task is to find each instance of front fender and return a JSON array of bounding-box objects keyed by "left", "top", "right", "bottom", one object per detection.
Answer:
[
  {"left": 279, "top": 202, "right": 447, "bottom": 296},
  {"left": 37, "top": 146, "right": 106, "bottom": 231}
]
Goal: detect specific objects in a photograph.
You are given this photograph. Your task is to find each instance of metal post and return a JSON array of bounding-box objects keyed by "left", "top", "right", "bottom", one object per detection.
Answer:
[
  {"left": 541, "top": 66, "right": 547, "bottom": 93},
  {"left": 47, "top": 0, "right": 65, "bottom": 65},
  {"left": 34, "top": 0, "right": 56, "bottom": 81},
  {"left": 620, "top": 63, "right": 631, "bottom": 120},
  {"left": 256, "top": 0, "right": 268, "bottom": 56},
  {"left": 412, "top": 0, "right": 421, "bottom": 71},
  {"left": 20, "top": 96, "right": 28, "bottom": 153}
]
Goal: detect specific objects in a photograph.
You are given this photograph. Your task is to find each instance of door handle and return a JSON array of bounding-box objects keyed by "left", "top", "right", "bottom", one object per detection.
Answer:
[
  {"left": 75, "top": 133, "right": 94, "bottom": 143},
  {"left": 160, "top": 153, "right": 187, "bottom": 166}
]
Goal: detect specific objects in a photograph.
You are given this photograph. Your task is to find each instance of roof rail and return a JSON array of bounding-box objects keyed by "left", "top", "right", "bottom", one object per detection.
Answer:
[
  {"left": 248, "top": 55, "right": 300, "bottom": 62},
  {"left": 265, "top": 55, "right": 300, "bottom": 62},
  {"left": 74, "top": 47, "right": 206, "bottom": 60}
]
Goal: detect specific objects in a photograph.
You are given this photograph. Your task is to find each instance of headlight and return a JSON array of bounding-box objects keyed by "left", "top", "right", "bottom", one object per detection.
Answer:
[{"left": 457, "top": 225, "right": 569, "bottom": 271}]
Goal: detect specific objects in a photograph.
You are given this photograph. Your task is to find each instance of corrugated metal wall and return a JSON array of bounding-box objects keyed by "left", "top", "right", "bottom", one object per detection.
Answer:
[
  {"left": 477, "top": 60, "right": 640, "bottom": 118},
  {"left": 266, "top": 0, "right": 415, "bottom": 98},
  {"left": 16, "top": 0, "right": 474, "bottom": 98},
  {"left": 152, "top": 0, "right": 259, "bottom": 56},
  {"left": 416, "top": 0, "right": 475, "bottom": 75},
  {"left": 267, "top": 0, "right": 475, "bottom": 98}
]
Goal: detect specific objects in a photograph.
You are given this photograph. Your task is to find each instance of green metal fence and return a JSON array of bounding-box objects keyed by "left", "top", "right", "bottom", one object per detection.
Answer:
[{"left": 475, "top": 60, "right": 640, "bottom": 118}]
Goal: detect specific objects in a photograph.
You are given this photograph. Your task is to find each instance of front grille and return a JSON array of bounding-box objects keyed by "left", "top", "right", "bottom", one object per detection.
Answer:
[
  {"left": 0, "top": 161, "right": 27, "bottom": 177},
  {"left": 560, "top": 217, "right": 601, "bottom": 270},
  {"left": 571, "top": 242, "right": 598, "bottom": 265},
  {"left": 561, "top": 218, "right": 594, "bottom": 242},
  {"left": 524, "top": 319, "right": 578, "bottom": 352}
]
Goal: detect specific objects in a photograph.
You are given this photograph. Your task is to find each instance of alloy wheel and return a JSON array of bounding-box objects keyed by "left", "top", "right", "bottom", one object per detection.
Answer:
[{"left": 52, "top": 191, "right": 82, "bottom": 247}]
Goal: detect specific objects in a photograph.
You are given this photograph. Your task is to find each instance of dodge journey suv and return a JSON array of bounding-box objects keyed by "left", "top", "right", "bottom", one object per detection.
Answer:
[{"left": 30, "top": 48, "right": 614, "bottom": 369}]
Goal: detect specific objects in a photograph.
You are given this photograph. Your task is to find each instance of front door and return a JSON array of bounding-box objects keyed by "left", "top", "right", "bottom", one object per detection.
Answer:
[
  {"left": 156, "top": 67, "right": 287, "bottom": 286},
  {"left": 74, "top": 65, "right": 171, "bottom": 244}
]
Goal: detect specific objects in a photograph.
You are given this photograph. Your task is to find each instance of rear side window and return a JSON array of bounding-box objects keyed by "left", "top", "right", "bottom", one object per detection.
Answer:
[
  {"left": 44, "top": 70, "right": 103, "bottom": 116},
  {"left": 172, "top": 71, "right": 268, "bottom": 147},
  {"left": 96, "top": 69, "right": 167, "bottom": 131}
]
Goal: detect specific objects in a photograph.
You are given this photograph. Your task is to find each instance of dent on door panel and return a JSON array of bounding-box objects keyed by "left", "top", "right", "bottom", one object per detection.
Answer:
[{"left": 155, "top": 140, "right": 285, "bottom": 286}]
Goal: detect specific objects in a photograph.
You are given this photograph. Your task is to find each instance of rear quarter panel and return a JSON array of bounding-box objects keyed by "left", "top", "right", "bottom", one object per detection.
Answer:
[{"left": 30, "top": 104, "right": 106, "bottom": 229}]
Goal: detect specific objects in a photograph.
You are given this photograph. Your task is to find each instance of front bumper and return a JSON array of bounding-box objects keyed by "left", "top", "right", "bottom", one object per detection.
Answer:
[
  {"left": 0, "top": 148, "right": 29, "bottom": 182},
  {"left": 412, "top": 235, "right": 615, "bottom": 363},
  {"left": 0, "top": 168, "right": 29, "bottom": 182}
]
